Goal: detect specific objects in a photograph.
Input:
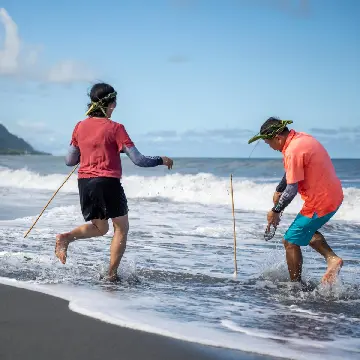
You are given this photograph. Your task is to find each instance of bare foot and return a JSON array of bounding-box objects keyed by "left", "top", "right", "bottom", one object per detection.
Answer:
[
  {"left": 321, "top": 256, "right": 343, "bottom": 284},
  {"left": 55, "top": 234, "right": 71, "bottom": 264},
  {"left": 107, "top": 272, "right": 120, "bottom": 282}
]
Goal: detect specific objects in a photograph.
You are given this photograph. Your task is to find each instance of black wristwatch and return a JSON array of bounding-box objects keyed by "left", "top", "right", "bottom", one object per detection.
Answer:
[{"left": 271, "top": 205, "right": 282, "bottom": 213}]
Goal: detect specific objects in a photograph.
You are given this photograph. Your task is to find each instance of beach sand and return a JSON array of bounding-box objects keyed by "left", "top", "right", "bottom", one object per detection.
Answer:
[{"left": 0, "top": 283, "right": 278, "bottom": 360}]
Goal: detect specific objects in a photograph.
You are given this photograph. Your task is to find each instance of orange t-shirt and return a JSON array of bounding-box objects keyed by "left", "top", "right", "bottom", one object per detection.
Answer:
[
  {"left": 70, "top": 117, "right": 134, "bottom": 179},
  {"left": 282, "top": 130, "right": 343, "bottom": 218}
]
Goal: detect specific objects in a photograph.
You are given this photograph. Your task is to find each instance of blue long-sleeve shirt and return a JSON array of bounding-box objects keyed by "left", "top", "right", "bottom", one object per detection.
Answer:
[{"left": 65, "top": 145, "right": 163, "bottom": 168}]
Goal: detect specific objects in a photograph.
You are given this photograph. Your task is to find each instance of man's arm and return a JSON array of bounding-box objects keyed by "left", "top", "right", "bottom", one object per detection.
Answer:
[
  {"left": 276, "top": 173, "right": 287, "bottom": 193},
  {"left": 123, "top": 145, "right": 163, "bottom": 167},
  {"left": 273, "top": 173, "right": 287, "bottom": 205},
  {"left": 65, "top": 145, "right": 80, "bottom": 166},
  {"left": 272, "top": 182, "right": 298, "bottom": 213},
  {"left": 272, "top": 152, "right": 304, "bottom": 212}
]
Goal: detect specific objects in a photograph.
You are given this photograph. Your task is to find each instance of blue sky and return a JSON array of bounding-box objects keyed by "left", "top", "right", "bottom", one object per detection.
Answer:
[{"left": 0, "top": 0, "right": 359, "bottom": 158}]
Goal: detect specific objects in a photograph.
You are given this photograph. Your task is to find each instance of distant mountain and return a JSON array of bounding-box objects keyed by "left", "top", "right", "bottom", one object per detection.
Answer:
[{"left": 0, "top": 123, "right": 51, "bottom": 155}]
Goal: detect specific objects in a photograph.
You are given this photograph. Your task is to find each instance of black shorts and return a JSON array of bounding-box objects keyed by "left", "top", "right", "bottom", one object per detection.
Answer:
[{"left": 78, "top": 177, "right": 128, "bottom": 221}]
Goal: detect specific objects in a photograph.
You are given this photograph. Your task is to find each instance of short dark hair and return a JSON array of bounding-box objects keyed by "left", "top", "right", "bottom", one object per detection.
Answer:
[
  {"left": 260, "top": 117, "right": 289, "bottom": 136},
  {"left": 87, "top": 82, "right": 116, "bottom": 117}
]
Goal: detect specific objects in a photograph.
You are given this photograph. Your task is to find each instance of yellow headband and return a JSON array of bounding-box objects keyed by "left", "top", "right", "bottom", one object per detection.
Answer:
[
  {"left": 248, "top": 120, "right": 293, "bottom": 144},
  {"left": 85, "top": 91, "right": 117, "bottom": 117}
]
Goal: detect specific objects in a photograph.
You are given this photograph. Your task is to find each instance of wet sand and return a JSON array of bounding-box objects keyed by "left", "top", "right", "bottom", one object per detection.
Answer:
[{"left": 0, "top": 283, "right": 278, "bottom": 360}]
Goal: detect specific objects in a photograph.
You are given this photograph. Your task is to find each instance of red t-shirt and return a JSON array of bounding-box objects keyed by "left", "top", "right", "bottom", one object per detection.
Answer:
[{"left": 70, "top": 117, "right": 134, "bottom": 179}]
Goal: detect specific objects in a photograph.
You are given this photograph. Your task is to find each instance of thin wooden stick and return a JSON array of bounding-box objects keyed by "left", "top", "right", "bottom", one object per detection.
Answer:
[
  {"left": 230, "top": 174, "right": 238, "bottom": 275},
  {"left": 23, "top": 164, "right": 79, "bottom": 238}
]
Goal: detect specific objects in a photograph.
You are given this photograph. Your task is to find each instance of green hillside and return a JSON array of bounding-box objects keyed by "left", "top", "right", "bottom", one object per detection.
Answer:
[{"left": 0, "top": 123, "right": 51, "bottom": 155}]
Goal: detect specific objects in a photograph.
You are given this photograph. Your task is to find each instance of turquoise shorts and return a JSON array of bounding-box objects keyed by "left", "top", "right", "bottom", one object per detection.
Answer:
[{"left": 284, "top": 208, "right": 339, "bottom": 246}]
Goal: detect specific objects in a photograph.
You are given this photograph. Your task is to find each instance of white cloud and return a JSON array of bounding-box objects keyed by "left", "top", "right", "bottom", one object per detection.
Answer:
[
  {"left": 0, "top": 8, "right": 20, "bottom": 75},
  {"left": 0, "top": 8, "right": 96, "bottom": 84},
  {"left": 141, "top": 128, "right": 253, "bottom": 144},
  {"left": 47, "top": 59, "right": 95, "bottom": 83}
]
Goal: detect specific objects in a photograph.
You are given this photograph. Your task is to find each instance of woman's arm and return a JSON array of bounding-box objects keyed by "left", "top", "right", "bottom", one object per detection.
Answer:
[
  {"left": 65, "top": 122, "right": 81, "bottom": 166},
  {"left": 65, "top": 145, "right": 80, "bottom": 166},
  {"left": 123, "top": 145, "right": 163, "bottom": 167},
  {"left": 117, "top": 124, "right": 172, "bottom": 169}
]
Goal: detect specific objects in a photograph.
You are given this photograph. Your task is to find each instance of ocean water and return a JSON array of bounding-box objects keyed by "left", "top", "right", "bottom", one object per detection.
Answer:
[{"left": 0, "top": 155, "right": 360, "bottom": 360}]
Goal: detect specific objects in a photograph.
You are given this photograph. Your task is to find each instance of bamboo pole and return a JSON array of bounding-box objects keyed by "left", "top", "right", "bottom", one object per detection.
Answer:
[
  {"left": 23, "top": 164, "right": 79, "bottom": 238},
  {"left": 230, "top": 174, "right": 238, "bottom": 276}
]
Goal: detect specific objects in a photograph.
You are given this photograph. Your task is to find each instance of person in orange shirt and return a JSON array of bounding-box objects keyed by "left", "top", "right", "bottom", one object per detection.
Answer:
[{"left": 248, "top": 117, "right": 344, "bottom": 285}]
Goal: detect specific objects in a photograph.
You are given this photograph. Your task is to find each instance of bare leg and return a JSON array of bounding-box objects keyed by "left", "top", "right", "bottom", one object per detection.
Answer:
[
  {"left": 309, "top": 231, "right": 343, "bottom": 284},
  {"left": 55, "top": 219, "right": 109, "bottom": 264},
  {"left": 283, "top": 239, "right": 303, "bottom": 282},
  {"left": 108, "top": 215, "right": 129, "bottom": 281}
]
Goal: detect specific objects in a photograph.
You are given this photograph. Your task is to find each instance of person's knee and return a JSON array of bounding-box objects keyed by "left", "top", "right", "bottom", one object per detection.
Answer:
[
  {"left": 112, "top": 216, "right": 129, "bottom": 238},
  {"left": 309, "top": 231, "right": 324, "bottom": 245},
  {"left": 113, "top": 225, "right": 128, "bottom": 248},
  {"left": 283, "top": 239, "right": 300, "bottom": 251},
  {"left": 98, "top": 223, "right": 109, "bottom": 236},
  {"left": 113, "top": 223, "right": 128, "bottom": 237},
  {"left": 92, "top": 220, "right": 109, "bottom": 236}
]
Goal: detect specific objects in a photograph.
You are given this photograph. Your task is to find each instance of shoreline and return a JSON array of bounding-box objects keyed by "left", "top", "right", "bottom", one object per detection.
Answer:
[{"left": 0, "top": 281, "right": 279, "bottom": 360}]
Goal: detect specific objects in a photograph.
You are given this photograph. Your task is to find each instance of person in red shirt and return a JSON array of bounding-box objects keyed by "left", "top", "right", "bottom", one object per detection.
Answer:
[
  {"left": 55, "top": 83, "right": 173, "bottom": 281},
  {"left": 248, "top": 117, "right": 343, "bottom": 286}
]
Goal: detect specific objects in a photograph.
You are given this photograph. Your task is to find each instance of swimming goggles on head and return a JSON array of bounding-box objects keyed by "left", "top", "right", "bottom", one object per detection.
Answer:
[
  {"left": 85, "top": 91, "right": 117, "bottom": 117},
  {"left": 247, "top": 120, "right": 293, "bottom": 144}
]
